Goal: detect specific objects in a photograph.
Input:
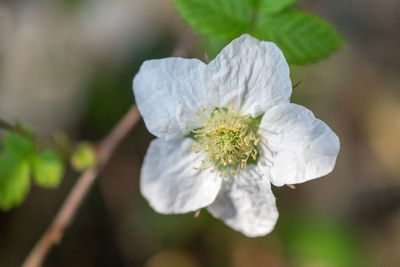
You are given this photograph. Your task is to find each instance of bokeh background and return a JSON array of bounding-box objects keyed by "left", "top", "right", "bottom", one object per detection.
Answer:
[{"left": 1, "top": 0, "right": 400, "bottom": 266}]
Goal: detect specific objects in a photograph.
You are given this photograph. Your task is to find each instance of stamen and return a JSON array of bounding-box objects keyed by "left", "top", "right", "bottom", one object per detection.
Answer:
[{"left": 190, "top": 106, "right": 260, "bottom": 177}]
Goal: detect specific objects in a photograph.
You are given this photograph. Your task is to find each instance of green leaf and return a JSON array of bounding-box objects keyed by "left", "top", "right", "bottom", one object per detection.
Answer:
[
  {"left": 0, "top": 132, "right": 34, "bottom": 210},
  {"left": 3, "top": 131, "right": 35, "bottom": 157},
  {"left": 247, "top": 0, "right": 261, "bottom": 9},
  {"left": 173, "top": 0, "right": 253, "bottom": 40},
  {"left": 32, "top": 149, "right": 64, "bottom": 188},
  {"left": 255, "top": 10, "right": 344, "bottom": 64},
  {"left": 260, "top": 0, "right": 297, "bottom": 14},
  {"left": 0, "top": 152, "right": 31, "bottom": 211}
]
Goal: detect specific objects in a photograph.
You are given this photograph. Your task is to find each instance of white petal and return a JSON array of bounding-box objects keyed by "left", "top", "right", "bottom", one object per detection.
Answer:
[
  {"left": 207, "top": 166, "right": 278, "bottom": 237},
  {"left": 140, "top": 138, "right": 221, "bottom": 214},
  {"left": 133, "top": 58, "right": 212, "bottom": 140},
  {"left": 258, "top": 103, "right": 340, "bottom": 186},
  {"left": 206, "top": 34, "right": 292, "bottom": 116}
]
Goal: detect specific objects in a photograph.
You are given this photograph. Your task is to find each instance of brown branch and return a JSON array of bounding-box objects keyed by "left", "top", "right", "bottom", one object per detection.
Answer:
[
  {"left": 21, "top": 106, "right": 141, "bottom": 267},
  {"left": 21, "top": 29, "right": 195, "bottom": 267}
]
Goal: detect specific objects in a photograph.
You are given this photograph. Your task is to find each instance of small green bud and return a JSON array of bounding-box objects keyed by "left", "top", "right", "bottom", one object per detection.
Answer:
[{"left": 71, "top": 142, "right": 97, "bottom": 171}]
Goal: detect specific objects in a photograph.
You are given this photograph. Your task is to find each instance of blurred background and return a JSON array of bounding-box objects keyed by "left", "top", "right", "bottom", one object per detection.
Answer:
[{"left": 1, "top": 0, "right": 400, "bottom": 266}]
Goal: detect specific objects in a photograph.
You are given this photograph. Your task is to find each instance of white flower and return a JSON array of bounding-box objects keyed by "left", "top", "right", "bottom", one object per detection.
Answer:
[{"left": 132, "top": 34, "right": 340, "bottom": 237}]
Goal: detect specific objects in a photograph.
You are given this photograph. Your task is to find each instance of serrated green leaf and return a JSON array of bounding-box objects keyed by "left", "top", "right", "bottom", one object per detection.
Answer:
[
  {"left": 0, "top": 153, "right": 30, "bottom": 211},
  {"left": 173, "top": 0, "right": 253, "bottom": 40},
  {"left": 260, "top": 0, "right": 297, "bottom": 14},
  {"left": 255, "top": 10, "right": 344, "bottom": 64},
  {"left": 32, "top": 149, "right": 64, "bottom": 188}
]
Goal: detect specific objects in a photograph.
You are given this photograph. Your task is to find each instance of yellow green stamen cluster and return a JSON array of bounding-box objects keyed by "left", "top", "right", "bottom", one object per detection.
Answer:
[{"left": 189, "top": 103, "right": 260, "bottom": 177}]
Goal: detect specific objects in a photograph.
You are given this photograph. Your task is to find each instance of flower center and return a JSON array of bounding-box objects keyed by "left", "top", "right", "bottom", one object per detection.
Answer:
[{"left": 190, "top": 104, "right": 260, "bottom": 177}]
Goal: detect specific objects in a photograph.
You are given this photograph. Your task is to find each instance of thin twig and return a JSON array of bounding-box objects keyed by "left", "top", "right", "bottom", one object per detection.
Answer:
[
  {"left": 0, "top": 118, "right": 33, "bottom": 139},
  {"left": 22, "top": 29, "right": 195, "bottom": 267},
  {"left": 0, "top": 119, "right": 63, "bottom": 153}
]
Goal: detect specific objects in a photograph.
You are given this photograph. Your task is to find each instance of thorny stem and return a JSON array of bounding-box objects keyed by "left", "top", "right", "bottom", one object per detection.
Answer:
[
  {"left": 293, "top": 80, "right": 302, "bottom": 89},
  {"left": 204, "top": 52, "right": 209, "bottom": 64},
  {"left": 194, "top": 209, "right": 201, "bottom": 218},
  {"left": 286, "top": 184, "right": 296, "bottom": 190},
  {"left": 21, "top": 29, "right": 196, "bottom": 267}
]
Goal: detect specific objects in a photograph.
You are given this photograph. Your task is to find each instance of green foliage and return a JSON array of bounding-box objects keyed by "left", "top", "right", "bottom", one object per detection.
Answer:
[
  {"left": 32, "top": 149, "right": 64, "bottom": 188},
  {"left": 173, "top": 0, "right": 344, "bottom": 64},
  {"left": 0, "top": 131, "right": 66, "bottom": 211},
  {"left": 254, "top": 10, "right": 344, "bottom": 64},
  {"left": 247, "top": 0, "right": 261, "bottom": 9},
  {"left": 173, "top": 0, "right": 253, "bottom": 40},
  {"left": 71, "top": 142, "right": 97, "bottom": 171},
  {"left": 0, "top": 132, "right": 34, "bottom": 210},
  {"left": 260, "top": 0, "right": 297, "bottom": 14}
]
